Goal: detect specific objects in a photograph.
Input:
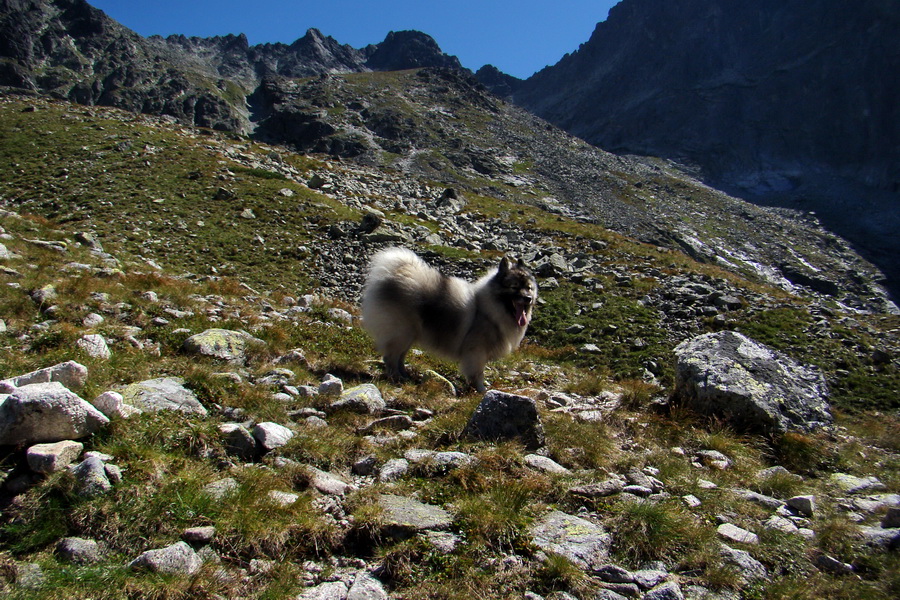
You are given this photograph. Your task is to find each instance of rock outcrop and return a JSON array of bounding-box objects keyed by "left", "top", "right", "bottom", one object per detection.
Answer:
[{"left": 673, "top": 331, "right": 832, "bottom": 435}]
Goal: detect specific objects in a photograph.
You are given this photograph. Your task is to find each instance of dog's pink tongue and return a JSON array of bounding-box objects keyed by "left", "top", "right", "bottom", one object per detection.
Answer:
[{"left": 516, "top": 307, "right": 529, "bottom": 327}]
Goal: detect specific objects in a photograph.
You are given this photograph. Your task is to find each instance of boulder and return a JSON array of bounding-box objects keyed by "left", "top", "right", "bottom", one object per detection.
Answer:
[
  {"left": 529, "top": 510, "right": 612, "bottom": 572},
  {"left": 0, "top": 382, "right": 109, "bottom": 445},
  {"left": 673, "top": 331, "right": 831, "bottom": 434},
  {"left": 121, "top": 377, "right": 207, "bottom": 415},
  {"left": 181, "top": 328, "right": 264, "bottom": 363},
  {"left": 0, "top": 360, "right": 88, "bottom": 391},
  {"left": 462, "top": 390, "right": 545, "bottom": 450},
  {"left": 297, "top": 581, "right": 349, "bottom": 600}
]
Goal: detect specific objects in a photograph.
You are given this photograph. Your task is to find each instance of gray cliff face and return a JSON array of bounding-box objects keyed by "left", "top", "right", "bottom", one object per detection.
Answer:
[
  {"left": 503, "top": 0, "right": 900, "bottom": 296},
  {"left": 513, "top": 0, "right": 900, "bottom": 194}
]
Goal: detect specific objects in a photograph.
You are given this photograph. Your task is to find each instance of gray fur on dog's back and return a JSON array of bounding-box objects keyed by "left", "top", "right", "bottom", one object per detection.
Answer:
[{"left": 361, "top": 247, "right": 537, "bottom": 391}]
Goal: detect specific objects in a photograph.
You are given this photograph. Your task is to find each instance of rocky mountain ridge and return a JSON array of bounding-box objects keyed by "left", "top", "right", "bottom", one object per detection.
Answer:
[{"left": 489, "top": 0, "right": 900, "bottom": 301}]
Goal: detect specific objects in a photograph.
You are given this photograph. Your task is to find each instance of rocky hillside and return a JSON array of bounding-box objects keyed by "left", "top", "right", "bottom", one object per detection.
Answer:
[
  {"left": 490, "top": 0, "right": 900, "bottom": 300},
  {"left": 0, "top": 92, "right": 898, "bottom": 600},
  {"left": 1, "top": 0, "right": 897, "bottom": 311}
]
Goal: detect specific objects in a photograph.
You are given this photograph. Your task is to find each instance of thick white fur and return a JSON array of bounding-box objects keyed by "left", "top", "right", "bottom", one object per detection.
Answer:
[{"left": 361, "top": 247, "right": 533, "bottom": 391}]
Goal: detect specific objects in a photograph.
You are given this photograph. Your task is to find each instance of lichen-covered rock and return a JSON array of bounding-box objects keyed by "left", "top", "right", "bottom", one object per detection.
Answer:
[
  {"left": 121, "top": 377, "right": 207, "bottom": 415},
  {"left": 673, "top": 331, "right": 831, "bottom": 434},
  {"left": 377, "top": 494, "right": 453, "bottom": 538},
  {"left": 328, "top": 384, "right": 385, "bottom": 414},
  {"left": 181, "top": 328, "right": 264, "bottom": 363},
  {"left": 462, "top": 390, "right": 545, "bottom": 450},
  {"left": 529, "top": 510, "right": 612, "bottom": 572},
  {"left": 0, "top": 382, "right": 109, "bottom": 445}
]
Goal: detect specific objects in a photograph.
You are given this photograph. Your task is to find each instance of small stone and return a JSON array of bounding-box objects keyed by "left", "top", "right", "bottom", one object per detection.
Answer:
[
  {"left": 202, "top": 477, "right": 239, "bottom": 500},
  {"left": 717, "top": 523, "right": 759, "bottom": 545},
  {"left": 644, "top": 581, "right": 684, "bottom": 600},
  {"left": 594, "top": 564, "right": 634, "bottom": 583},
  {"left": 306, "top": 466, "right": 352, "bottom": 495},
  {"left": 130, "top": 541, "right": 202, "bottom": 575},
  {"left": 319, "top": 373, "right": 344, "bottom": 396},
  {"left": 182, "top": 526, "right": 216, "bottom": 545},
  {"left": 763, "top": 515, "right": 799, "bottom": 534},
  {"left": 815, "top": 554, "right": 854, "bottom": 575},
  {"left": 830, "top": 473, "right": 886, "bottom": 494},
  {"left": 77, "top": 334, "right": 111, "bottom": 359},
  {"left": 252, "top": 422, "right": 294, "bottom": 451},
  {"left": 633, "top": 569, "right": 669, "bottom": 590},
  {"left": 352, "top": 455, "right": 378, "bottom": 476},
  {"left": 220, "top": 423, "right": 257, "bottom": 460},
  {"left": 26, "top": 440, "right": 83, "bottom": 473},
  {"left": 787, "top": 495, "right": 816, "bottom": 517},
  {"left": 379, "top": 458, "right": 409, "bottom": 482},
  {"left": 683, "top": 494, "right": 702, "bottom": 508},
  {"left": 70, "top": 455, "right": 112, "bottom": 497},
  {"left": 297, "top": 581, "right": 349, "bottom": 600},
  {"left": 529, "top": 510, "right": 612, "bottom": 572},
  {"left": 377, "top": 494, "right": 453, "bottom": 538},
  {"left": 347, "top": 571, "right": 388, "bottom": 600},
  {"left": 462, "top": 390, "right": 545, "bottom": 450},
  {"left": 268, "top": 490, "right": 299, "bottom": 506},
  {"left": 569, "top": 479, "right": 624, "bottom": 498},
  {"left": 56, "top": 537, "right": 103, "bottom": 564},
  {"left": 329, "top": 383, "right": 385, "bottom": 414},
  {"left": 14, "top": 562, "right": 45, "bottom": 589},
  {"left": 524, "top": 454, "right": 571, "bottom": 475}
]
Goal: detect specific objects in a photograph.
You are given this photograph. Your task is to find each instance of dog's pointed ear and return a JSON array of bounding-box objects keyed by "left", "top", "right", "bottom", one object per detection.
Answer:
[
  {"left": 499, "top": 256, "right": 511, "bottom": 274},
  {"left": 516, "top": 258, "right": 526, "bottom": 268}
]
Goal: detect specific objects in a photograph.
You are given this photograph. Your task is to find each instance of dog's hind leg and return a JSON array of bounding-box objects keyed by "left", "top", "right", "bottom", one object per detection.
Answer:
[{"left": 379, "top": 333, "right": 415, "bottom": 381}]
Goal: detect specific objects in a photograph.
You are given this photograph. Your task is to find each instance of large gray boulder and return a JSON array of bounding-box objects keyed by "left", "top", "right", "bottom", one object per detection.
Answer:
[
  {"left": 673, "top": 331, "right": 831, "bottom": 435},
  {"left": 529, "top": 510, "right": 612, "bottom": 572},
  {"left": 462, "top": 390, "right": 545, "bottom": 450},
  {"left": 0, "top": 382, "right": 109, "bottom": 445},
  {"left": 121, "top": 377, "right": 207, "bottom": 416}
]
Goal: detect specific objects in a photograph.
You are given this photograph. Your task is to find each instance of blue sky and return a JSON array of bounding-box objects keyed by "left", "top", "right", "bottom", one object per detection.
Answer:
[{"left": 89, "top": 0, "right": 621, "bottom": 79}]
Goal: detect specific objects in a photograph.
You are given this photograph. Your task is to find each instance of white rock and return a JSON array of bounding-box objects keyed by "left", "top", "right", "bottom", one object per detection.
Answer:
[
  {"left": 717, "top": 523, "right": 759, "bottom": 545},
  {"left": 252, "top": 422, "right": 294, "bottom": 451},
  {"left": 0, "top": 382, "right": 109, "bottom": 445},
  {"left": 0, "top": 360, "right": 88, "bottom": 391},
  {"left": 77, "top": 334, "right": 111, "bottom": 360}
]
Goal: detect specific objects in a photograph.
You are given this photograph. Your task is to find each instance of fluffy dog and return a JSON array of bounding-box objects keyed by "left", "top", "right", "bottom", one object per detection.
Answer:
[{"left": 361, "top": 247, "right": 538, "bottom": 392}]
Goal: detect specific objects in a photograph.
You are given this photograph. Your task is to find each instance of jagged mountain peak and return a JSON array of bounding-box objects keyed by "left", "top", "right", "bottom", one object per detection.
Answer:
[{"left": 364, "top": 29, "right": 462, "bottom": 71}]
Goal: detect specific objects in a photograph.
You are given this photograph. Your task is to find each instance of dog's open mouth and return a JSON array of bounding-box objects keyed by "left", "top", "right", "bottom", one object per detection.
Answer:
[{"left": 513, "top": 298, "right": 531, "bottom": 327}]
